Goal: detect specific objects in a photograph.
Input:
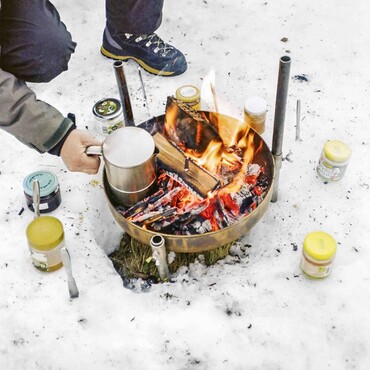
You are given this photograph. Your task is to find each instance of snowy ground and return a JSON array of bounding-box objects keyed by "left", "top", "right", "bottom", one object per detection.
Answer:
[{"left": 1, "top": 0, "right": 370, "bottom": 369}]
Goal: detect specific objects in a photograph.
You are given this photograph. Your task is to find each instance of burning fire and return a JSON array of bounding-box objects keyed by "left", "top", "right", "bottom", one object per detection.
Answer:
[
  {"left": 119, "top": 98, "right": 270, "bottom": 235},
  {"left": 164, "top": 102, "right": 263, "bottom": 191}
]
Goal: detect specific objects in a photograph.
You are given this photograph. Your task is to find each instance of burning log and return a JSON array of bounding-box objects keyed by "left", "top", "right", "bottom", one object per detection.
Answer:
[
  {"left": 154, "top": 132, "right": 220, "bottom": 198},
  {"left": 125, "top": 187, "right": 182, "bottom": 222},
  {"left": 121, "top": 188, "right": 166, "bottom": 218},
  {"left": 150, "top": 200, "right": 210, "bottom": 232},
  {"left": 182, "top": 218, "right": 213, "bottom": 235},
  {"left": 164, "top": 96, "right": 221, "bottom": 153}
]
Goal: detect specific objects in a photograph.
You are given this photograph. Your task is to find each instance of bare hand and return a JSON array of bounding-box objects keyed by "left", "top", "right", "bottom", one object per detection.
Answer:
[{"left": 60, "top": 129, "right": 101, "bottom": 174}]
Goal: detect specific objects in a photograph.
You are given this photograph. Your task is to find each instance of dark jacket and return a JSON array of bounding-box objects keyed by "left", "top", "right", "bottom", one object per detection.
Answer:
[{"left": 0, "top": 0, "right": 74, "bottom": 154}]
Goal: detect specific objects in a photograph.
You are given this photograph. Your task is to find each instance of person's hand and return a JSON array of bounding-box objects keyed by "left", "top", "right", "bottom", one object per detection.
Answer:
[{"left": 60, "top": 129, "right": 101, "bottom": 174}]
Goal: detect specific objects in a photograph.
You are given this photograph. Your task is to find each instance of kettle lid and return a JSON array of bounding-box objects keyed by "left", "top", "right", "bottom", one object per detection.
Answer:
[{"left": 103, "top": 127, "right": 155, "bottom": 167}]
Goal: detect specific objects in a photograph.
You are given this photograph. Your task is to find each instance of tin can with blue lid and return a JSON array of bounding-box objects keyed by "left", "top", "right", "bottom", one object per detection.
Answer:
[{"left": 23, "top": 171, "right": 62, "bottom": 213}]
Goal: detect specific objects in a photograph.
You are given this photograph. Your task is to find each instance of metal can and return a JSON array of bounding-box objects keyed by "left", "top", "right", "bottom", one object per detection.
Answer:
[
  {"left": 92, "top": 98, "right": 124, "bottom": 134},
  {"left": 175, "top": 85, "right": 201, "bottom": 110},
  {"left": 26, "top": 216, "right": 65, "bottom": 272},
  {"left": 244, "top": 96, "right": 267, "bottom": 134},
  {"left": 316, "top": 140, "right": 351, "bottom": 182},
  {"left": 23, "top": 171, "right": 61, "bottom": 213},
  {"left": 300, "top": 231, "right": 337, "bottom": 279}
]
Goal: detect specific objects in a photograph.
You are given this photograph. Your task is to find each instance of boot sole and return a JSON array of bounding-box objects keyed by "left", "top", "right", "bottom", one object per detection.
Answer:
[{"left": 101, "top": 46, "right": 183, "bottom": 77}]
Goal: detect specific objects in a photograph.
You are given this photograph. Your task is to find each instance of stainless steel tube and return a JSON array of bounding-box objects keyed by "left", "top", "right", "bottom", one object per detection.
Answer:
[
  {"left": 150, "top": 234, "right": 170, "bottom": 282},
  {"left": 271, "top": 55, "right": 291, "bottom": 202},
  {"left": 113, "top": 61, "right": 135, "bottom": 127}
]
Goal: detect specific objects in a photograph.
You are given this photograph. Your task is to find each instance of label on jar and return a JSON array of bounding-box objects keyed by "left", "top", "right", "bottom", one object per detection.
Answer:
[
  {"left": 244, "top": 110, "right": 266, "bottom": 134},
  {"left": 104, "top": 121, "right": 123, "bottom": 134},
  {"left": 300, "top": 256, "right": 332, "bottom": 279},
  {"left": 29, "top": 240, "right": 64, "bottom": 272},
  {"left": 317, "top": 154, "right": 348, "bottom": 181},
  {"left": 39, "top": 202, "right": 49, "bottom": 211}
]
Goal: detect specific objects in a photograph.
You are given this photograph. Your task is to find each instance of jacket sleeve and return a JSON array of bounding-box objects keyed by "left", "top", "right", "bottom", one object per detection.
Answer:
[{"left": 0, "top": 67, "right": 73, "bottom": 153}]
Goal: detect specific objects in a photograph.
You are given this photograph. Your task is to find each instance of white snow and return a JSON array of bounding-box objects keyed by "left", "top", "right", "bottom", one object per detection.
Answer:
[{"left": 1, "top": 0, "right": 370, "bottom": 369}]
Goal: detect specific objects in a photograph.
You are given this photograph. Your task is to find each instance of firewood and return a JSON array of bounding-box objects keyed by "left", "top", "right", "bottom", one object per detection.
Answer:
[
  {"left": 164, "top": 96, "right": 221, "bottom": 152},
  {"left": 153, "top": 132, "right": 220, "bottom": 198}
]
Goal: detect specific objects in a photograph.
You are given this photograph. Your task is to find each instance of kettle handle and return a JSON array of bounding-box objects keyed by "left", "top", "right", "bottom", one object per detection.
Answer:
[{"left": 86, "top": 145, "right": 103, "bottom": 156}]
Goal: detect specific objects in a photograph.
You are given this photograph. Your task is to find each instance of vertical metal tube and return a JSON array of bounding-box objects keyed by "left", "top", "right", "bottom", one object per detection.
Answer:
[
  {"left": 113, "top": 61, "right": 135, "bottom": 127},
  {"left": 150, "top": 234, "right": 170, "bottom": 282},
  {"left": 32, "top": 179, "right": 40, "bottom": 218},
  {"left": 271, "top": 56, "right": 291, "bottom": 203},
  {"left": 295, "top": 99, "right": 301, "bottom": 141},
  {"left": 138, "top": 67, "right": 151, "bottom": 117}
]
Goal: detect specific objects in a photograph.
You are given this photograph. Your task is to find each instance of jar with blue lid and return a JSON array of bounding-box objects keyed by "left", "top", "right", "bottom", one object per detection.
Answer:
[{"left": 23, "top": 171, "right": 62, "bottom": 213}]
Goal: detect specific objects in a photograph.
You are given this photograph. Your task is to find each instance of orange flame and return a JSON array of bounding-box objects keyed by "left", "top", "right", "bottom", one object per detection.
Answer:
[
  {"left": 164, "top": 102, "right": 179, "bottom": 140},
  {"left": 164, "top": 97, "right": 262, "bottom": 195}
]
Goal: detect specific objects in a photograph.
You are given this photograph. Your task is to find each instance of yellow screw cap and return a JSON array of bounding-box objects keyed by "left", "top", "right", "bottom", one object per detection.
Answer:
[
  {"left": 303, "top": 231, "right": 337, "bottom": 260},
  {"left": 26, "top": 216, "right": 64, "bottom": 251},
  {"left": 323, "top": 140, "right": 351, "bottom": 162},
  {"left": 176, "top": 85, "right": 200, "bottom": 103}
]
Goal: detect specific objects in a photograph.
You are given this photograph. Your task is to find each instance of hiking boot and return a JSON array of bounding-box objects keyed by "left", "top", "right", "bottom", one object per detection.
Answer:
[{"left": 101, "top": 28, "right": 187, "bottom": 77}]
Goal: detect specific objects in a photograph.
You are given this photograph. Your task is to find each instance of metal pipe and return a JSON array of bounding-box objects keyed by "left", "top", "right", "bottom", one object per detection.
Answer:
[
  {"left": 113, "top": 61, "right": 135, "bottom": 127},
  {"left": 271, "top": 55, "right": 291, "bottom": 203},
  {"left": 296, "top": 99, "right": 301, "bottom": 141},
  {"left": 150, "top": 234, "right": 170, "bottom": 281},
  {"left": 32, "top": 179, "right": 40, "bottom": 218},
  {"left": 138, "top": 67, "right": 151, "bottom": 117}
]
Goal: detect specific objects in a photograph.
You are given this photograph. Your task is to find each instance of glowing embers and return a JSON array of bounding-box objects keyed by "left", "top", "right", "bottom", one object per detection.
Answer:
[
  {"left": 118, "top": 97, "right": 270, "bottom": 235},
  {"left": 120, "top": 163, "right": 268, "bottom": 235}
]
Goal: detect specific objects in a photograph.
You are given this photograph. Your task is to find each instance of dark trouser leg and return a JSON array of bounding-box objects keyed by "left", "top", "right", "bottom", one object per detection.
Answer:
[
  {"left": 105, "top": 0, "right": 164, "bottom": 35},
  {"left": 0, "top": 0, "right": 76, "bottom": 83}
]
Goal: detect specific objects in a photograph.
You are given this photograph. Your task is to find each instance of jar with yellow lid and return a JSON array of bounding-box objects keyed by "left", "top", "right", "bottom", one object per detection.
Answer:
[
  {"left": 175, "top": 85, "right": 201, "bottom": 110},
  {"left": 316, "top": 140, "right": 351, "bottom": 182},
  {"left": 26, "top": 216, "right": 65, "bottom": 272},
  {"left": 300, "top": 231, "right": 337, "bottom": 279}
]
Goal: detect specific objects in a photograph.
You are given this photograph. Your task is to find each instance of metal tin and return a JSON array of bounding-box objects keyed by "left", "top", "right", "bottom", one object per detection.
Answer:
[
  {"left": 92, "top": 98, "right": 124, "bottom": 134},
  {"left": 23, "top": 171, "right": 61, "bottom": 213},
  {"left": 176, "top": 85, "right": 201, "bottom": 110},
  {"left": 26, "top": 216, "right": 64, "bottom": 272},
  {"left": 244, "top": 96, "right": 267, "bottom": 134},
  {"left": 316, "top": 140, "right": 351, "bottom": 182},
  {"left": 300, "top": 231, "right": 337, "bottom": 279}
]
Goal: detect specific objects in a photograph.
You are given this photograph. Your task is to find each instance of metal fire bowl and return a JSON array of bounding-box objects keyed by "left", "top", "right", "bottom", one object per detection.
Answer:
[{"left": 103, "top": 112, "right": 274, "bottom": 253}]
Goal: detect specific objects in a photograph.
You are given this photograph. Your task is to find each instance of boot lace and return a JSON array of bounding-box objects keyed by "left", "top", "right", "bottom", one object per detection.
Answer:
[{"left": 125, "top": 33, "right": 174, "bottom": 57}]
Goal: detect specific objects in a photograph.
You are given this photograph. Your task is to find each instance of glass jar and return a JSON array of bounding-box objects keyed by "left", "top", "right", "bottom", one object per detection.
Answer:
[
  {"left": 23, "top": 171, "right": 61, "bottom": 213},
  {"left": 93, "top": 98, "right": 124, "bottom": 135},
  {"left": 175, "top": 85, "right": 201, "bottom": 110},
  {"left": 244, "top": 96, "right": 267, "bottom": 134},
  {"left": 316, "top": 140, "right": 351, "bottom": 182},
  {"left": 26, "top": 216, "right": 65, "bottom": 272},
  {"left": 300, "top": 231, "right": 337, "bottom": 279}
]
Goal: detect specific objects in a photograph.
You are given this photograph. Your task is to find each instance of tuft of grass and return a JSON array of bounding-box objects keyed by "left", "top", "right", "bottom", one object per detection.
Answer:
[{"left": 109, "top": 233, "right": 234, "bottom": 281}]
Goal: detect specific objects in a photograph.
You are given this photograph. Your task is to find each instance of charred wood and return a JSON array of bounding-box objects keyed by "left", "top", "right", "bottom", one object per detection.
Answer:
[{"left": 165, "top": 96, "right": 221, "bottom": 153}]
